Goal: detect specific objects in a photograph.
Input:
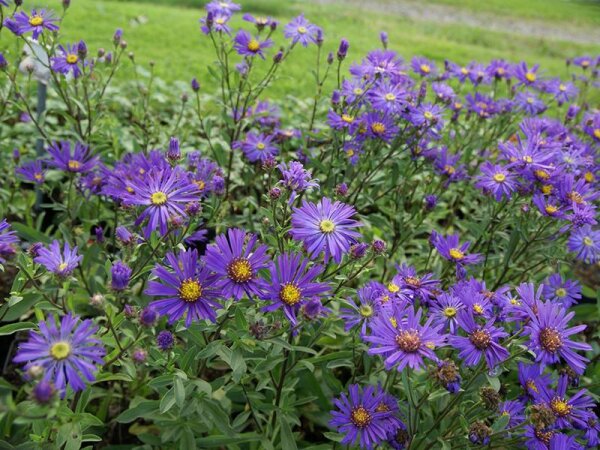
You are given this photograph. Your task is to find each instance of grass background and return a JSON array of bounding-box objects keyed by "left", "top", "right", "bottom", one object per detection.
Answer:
[{"left": 20, "top": 0, "right": 600, "bottom": 98}]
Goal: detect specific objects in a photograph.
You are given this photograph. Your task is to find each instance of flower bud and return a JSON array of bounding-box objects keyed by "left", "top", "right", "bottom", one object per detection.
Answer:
[
  {"left": 479, "top": 386, "right": 500, "bottom": 410},
  {"left": 77, "top": 40, "right": 88, "bottom": 60},
  {"left": 270, "top": 20, "right": 278, "bottom": 31},
  {"left": 273, "top": 49, "right": 283, "bottom": 64},
  {"left": 350, "top": 243, "right": 369, "bottom": 259},
  {"left": 27, "top": 365, "right": 44, "bottom": 380},
  {"left": 139, "top": 307, "right": 158, "bottom": 327},
  {"left": 372, "top": 239, "right": 386, "bottom": 254},
  {"left": 32, "top": 380, "right": 55, "bottom": 404},
  {"left": 90, "top": 293, "right": 104, "bottom": 308},
  {"left": 97, "top": 48, "right": 106, "bottom": 58},
  {"left": 316, "top": 29, "right": 324, "bottom": 47},
  {"left": 335, "top": 182, "right": 348, "bottom": 196},
  {"left": 380, "top": 31, "right": 388, "bottom": 48},
  {"left": 269, "top": 187, "right": 281, "bottom": 200},
  {"left": 337, "top": 38, "right": 349, "bottom": 61},
  {"left": 111, "top": 261, "right": 132, "bottom": 291},
  {"left": 113, "top": 28, "right": 123, "bottom": 46},
  {"left": 132, "top": 348, "right": 148, "bottom": 363},
  {"left": 12, "top": 148, "right": 20, "bottom": 163},
  {"left": 191, "top": 77, "right": 200, "bottom": 92},
  {"left": 0, "top": 53, "right": 8, "bottom": 71},
  {"left": 331, "top": 89, "right": 341, "bottom": 105},
  {"left": 123, "top": 304, "right": 137, "bottom": 319},
  {"left": 62, "top": 0, "right": 70, "bottom": 9},
  {"left": 327, "top": 52, "right": 334, "bottom": 65},
  {"left": 468, "top": 421, "right": 491, "bottom": 445},
  {"left": 157, "top": 330, "right": 174, "bottom": 350},
  {"left": 167, "top": 137, "right": 181, "bottom": 161}
]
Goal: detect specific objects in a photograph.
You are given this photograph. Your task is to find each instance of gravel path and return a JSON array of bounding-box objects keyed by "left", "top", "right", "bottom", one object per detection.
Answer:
[{"left": 315, "top": 0, "right": 600, "bottom": 45}]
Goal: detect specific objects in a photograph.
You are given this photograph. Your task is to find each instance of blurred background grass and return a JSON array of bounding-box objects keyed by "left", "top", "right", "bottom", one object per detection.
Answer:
[{"left": 21, "top": 0, "right": 600, "bottom": 98}]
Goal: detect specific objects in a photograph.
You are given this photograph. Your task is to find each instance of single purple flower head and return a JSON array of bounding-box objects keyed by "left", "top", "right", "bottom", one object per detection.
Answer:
[
  {"left": 431, "top": 230, "right": 482, "bottom": 267},
  {"left": 34, "top": 240, "right": 82, "bottom": 277},
  {"left": 0, "top": 219, "right": 19, "bottom": 264},
  {"left": 111, "top": 261, "right": 132, "bottom": 291},
  {"left": 233, "top": 132, "right": 279, "bottom": 163},
  {"left": 233, "top": 30, "right": 273, "bottom": 59},
  {"left": 284, "top": 14, "right": 320, "bottom": 47},
  {"left": 475, "top": 162, "right": 518, "bottom": 201},
  {"left": 139, "top": 307, "right": 158, "bottom": 327},
  {"left": 51, "top": 43, "right": 84, "bottom": 78},
  {"left": 10, "top": 9, "right": 59, "bottom": 39},
  {"left": 47, "top": 141, "right": 97, "bottom": 174},
  {"left": 567, "top": 225, "right": 600, "bottom": 263},
  {"left": 13, "top": 314, "right": 105, "bottom": 395},
  {"left": 156, "top": 330, "right": 174, "bottom": 350},
  {"left": 542, "top": 273, "right": 581, "bottom": 308}
]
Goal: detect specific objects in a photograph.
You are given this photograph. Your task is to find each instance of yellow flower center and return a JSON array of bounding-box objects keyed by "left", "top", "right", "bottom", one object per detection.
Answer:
[
  {"left": 346, "top": 149, "right": 355, "bottom": 157},
  {"left": 535, "top": 169, "right": 550, "bottom": 180},
  {"left": 423, "top": 111, "right": 434, "bottom": 120},
  {"left": 371, "top": 122, "right": 386, "bottom": 134},
  {"left": 353, "top": 88, "right": 364, "bottom": 95},
  {"left": 297, "top": 26, "right": 307, "bottom": 34},
  {"left": 449, "top": 248, "right": 464, "bottom": 260},
  {"left": 29, "top": 16, "right": 44, "bottom": 27},
  {"left": 583, "top": 236, "right": 593, "bottom": 246},
  {"left": 58, "top": 262, "right": 68, "bottom": 272},
  {"left": 522, "top": 155, "right": 533, "bottom": 163},
  {"left": 126, "top": 186, "right": 135, "bottom": 194},
  {"left": 493, "top": 173, "right": 506, "bottom": 182},
  {"left": 497, "top": 68, "right": 505, "bottom": 75},
  {"left": 385, "top": 93, "right": 396, "bottom": 101},
  {"left": 420, "top": 64, "right": 430, "bottom": 73},
  {"left": 359, "top": 304, "right": 373, "bottom": 318},
  {"left": 376, "top": 403, "right": 389, "bottom": 413},
  {"left": 541, "top": 185, "right": 553, "bottom": 195},
  {"left": 319, "top": 219, "right": 336, "bottom": 233},
  {"left": 150, "top": 191, "right": 168, "bottom": 206},
  {"left": 247, "top": 40, "right": 260, "bottom": 52},
  {"left": 443, "top": 307, "right": 457, "bottom": 318},
  {"left": 525, "top": 72, "right": 536, "bottom": 82},
  {"left": 50, "top": 341, "right": 71, "bottom": 360},
  {"left": 593, "top": 129, "right": 600, "bottom": 139},
  {"left": 179, "top": 279, "right": 203, "bottom": 302},
  {"left": 195, "top": 180, "right": 206, "bottom": 191},
  {"left": 460, "top": 67, "right": 468, "bottom": 75},
  {"left": 279, "top": 283, "right": 302, "bottom": 306},
  {"left": 68, "top": 160, "right": 81, "bottom": 171},
  {"left": 66, "top": 54, "right": 79, "bottom": 64},
  {"left": 550, "top": 398, "right": 572, "bottom": 417},
  {"left": 215, "top": 18, "right": 226, "bottom": 25},
  {"left": 473, "top": 304, "right": 484, "bottom": 315},
  {"left": 568, "top": 191, "right": 584, "bottom": 204},
  {"left": 454, "top": 102, "right": 463, "bottom": 109},
  {"left": 584, "top": 171, "right": 595, "bottom": 183},
  {"left": 387, "top": 283, "right": 400, "bottom": 293},
  {"left": 510, "top": 298, "right": 520, "bottom": 306},
  {"left": 34, "top": 173, "right": 43, "bottom": 181},
  {"left": 555, "top": 288, "right": 567, "bottom": 298},
  {"left": 582, "top": 60, "right": 590, "bottom": 67},
  {"left": 444, "top": 165, "right": 455, "bottom": 175},
  {"left": 404, "top": 276, "right": 421, "bottom": 287},
  {"left": 227, "top": 258, "right": 253, "bottom": 283},
  {"left": 545, "top": 205, "right": 558, "bottom": 215},
  {"left": 539, "top": 327, "right": 562, "bottom": 353},
  {"left": 350, "top": 406, "right": 371, "bottom": 428},
  {"left": 395, "top": 330, "right": 421, "bottom": 352},
  {"left": 256, "top": 142, "right": 266, "bottom": 150},
  {"left": 526, "top": 379, "right": 539, "bottom": 393},
  {"left": 341, "top": 114, "right": 354, "bottom": 123},
  {"left": 559, "top": 84, "right": 566, "bottom": 92}
]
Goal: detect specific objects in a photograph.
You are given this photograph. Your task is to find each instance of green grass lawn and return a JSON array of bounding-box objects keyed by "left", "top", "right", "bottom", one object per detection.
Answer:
[{"left": 19, "top": 0, "right": 600, "bottom": 99}]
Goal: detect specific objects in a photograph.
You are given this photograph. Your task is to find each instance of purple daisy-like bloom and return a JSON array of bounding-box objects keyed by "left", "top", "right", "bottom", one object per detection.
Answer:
[
  {"left": 204, "top": 228, "right": 270, "bottom": 300},
  {"left": 518, "top": 362, "right": 551, "bottom": 399},
  {"left": 13, "top": 314, "right": 105, "bottom": 395},
  {"left": 567, "top": 225, "right": 600, "bottom": 263},
  {"left": 34, "top": 240, "right": 82, "bottom": 277},
  {"left": 10, "top": 9, "right": 59, "bottom": 39},
  {"left": 431, "top": 82, "right": 455, "bottom": 104},
  {"left": 475, "top": 162, "right": 518, "bottom": 201},
  {"left": 200, "top": 12, "right": 231, "bottom": 35},
  {"left": 430, "top": 292, "right": 463, "bottom": 334},
  {"left": 549, "top": 434, "right": 584, "bottom": 450},
  {"left": 278, "top": 161, "right": 318, "bottom": 202},
  {"left": 544, "top": 79, "right": 578, "bottom": 105},
  {"left": 47, "top": 141, "right": 98, "bottom": 174},
  {"left": 498, "top": 400, "right": 526, "bottom": 428},
  {"left": 340, "top": 282, "right": 385, "bottom": 334},
  {"left": 51, "top": 44, "right": 84, "bottom": 78},
  {"left": 535, "top": 376, "right": 595, "bottom": 428},
  {"left": 290, "top": 197, "right": 362, "bottom": 263},
  {"left": 233, "top": 132, "right": 279, "bottom": 162},
  {"left": 329, "top": 384, "right": 393, "bottom": 450},
  {"left": 514, "top": 61, "right": 540, "bottom": 87},
  {"left": 487, "top": 59, "right": 513, "bottom": 80},
  {"left": 523, "top": 300, "right": 591, "bottom": 374},
  {"left": 448, "top": 310, "right": 509, "bottom": 369},
  {"left": 122, "top": 167, "right": 200, "bottom": 238},
  {"left": 284, "top": 14, "right": 320, "bottom": 47},
  {"left": 361, "top": 112, "right": 398, "bottom": 143},
  {"left": 0, "top": 219, "right": 18, "bottom": 264},
  {"left": 260, "top": 252, "right": 330, "bottom": 326},
  {"left": 145, "top": 248, "right": 222, "bottom": 326},
  {"left": 411, "top": 56, "right": 436, "bottom": 77},
  {"left": 205, "top": 0, "right": 241, "bottom": 15},
  {"left": 515, "top": 91, "right": 547, "bottom": 116},
  {"left": 408, "top": 103, "right": 444, "bottom": 130},
  {"left": 431, "top": 230, "right": 482, "bottom": 267},
  {"left": 394, "top": 263, "right": 440, "bottom": 303},
  {"left": 465, "top": 92, "right": 499, "bottom": 119},
  {"left": 368, "top": 81, "right": 408, "bottom": 114},
  {"left": 16, "top": 160, "right": 46, "bottom": 184},
  {"left": 111, "top": 261, "right": 132, "bottom": 291},
  {"left": 364, "top": 305, "right": 445, "bottom": 371},
  {"left": 233, "top": 30, "right": 273, "bottom": 59},
  {"left": 542, "top": 273, "right": 581, "bottom": 308}
]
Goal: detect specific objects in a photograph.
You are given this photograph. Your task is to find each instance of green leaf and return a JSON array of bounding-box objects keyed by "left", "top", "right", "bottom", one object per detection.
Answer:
[
  {"left": 194, "top": 433, "right": 263, "bottom": 447},
  {"left": 114, "top": 400, "right": 159, "bottom": 423},
  {"left": 491, "top": 414, "right": 510, "bottom": 432},
  {"left": 174, "top": 377, "right": 186, "bottom": 409},
  {"left": 11, "top": 223, "right": 52, "bottom": 243},
  {"left": 0, "top": 322, "right": 35, "bottom": 336},
  {"left": 279, "top": 416, "right": 297, "bottom": 450},
  {"left": 179, "top": 427, "right": 196, "bottom": 450},
  {"left": 160, "top": 387, "right": 176, "bottom": 414}
]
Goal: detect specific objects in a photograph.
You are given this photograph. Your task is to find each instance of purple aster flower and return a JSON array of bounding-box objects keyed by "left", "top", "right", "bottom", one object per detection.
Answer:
[
  {"left": 498, "top": 400, "right": 525, "bottom": 428},
  {"left": 47, "top": 141, "right": 97, "bottom": 174},
  {"left": 572, "top": 55, "right": 595, "bottom": 69},
  {"left": 567, "top": 225, "right": 600, "bottom": 263},
  {"left": 341, "top": 282, "right": 385, "bottom": 334},
  {"left": 524, "top": 425, "right": 556, "bottom": 449},
  {"left": 514, "top": 61, "right": 540, "bottom": 87},
  {"left": 518, "top": 362, "right": 551, "bottom": 399},
  {"left": 0, "top": 219, "right": 18, "bottom": 264},
  {"left": 549, "top": 434, "right": 584, "bottom": 450},
  {"left": 34, "top": 240, "right": 82, "bottom": 277},
  {"left": 341, "top": 78, "right": 369, "bottom": 105},
  {"left": 430, "top": 293, "right": 463, "bottom": 334},
  {"left": 233, "top": 30, "right": 273, "bottom": 59},
  {"left": 515, "top": 91, "right": 547, "bottom": 116},
  {"left": 243, "top": 13, "right": 276, "bottom": 31},
  {"left": 359, "top": 49, "right": 406, "bottom": 79},
  {"left": 9, "top": 9, "right": 59, "bottom": 39},
  {"left": 544, "top": 79, "right": 578, "bottom": 105},
  {"left": 327, "top": 110, "right": 357, "bottom": 131},
  {"left": 361, "top": 112, "right": 398, "bottom": 142},
  {"left": 431, "top": 82, "right": 455, "bottom": 104},
  {"left": 200, "top": 12, "right": 231, "bottom": 35},
  {"left": 364, "top": 305, "right": 445, "bottom": 371},
  {"left": 284, "top": 14, "right": 320, "bottom": 47},
  {"left": 445, "top": 61, "right": 471, "bottom": 83},
  {"left": 432, "top": 147, "right": 467, "bottom": 184},
  {"left": 532, "top": 193, "right": 565, "bottom": 219},
  {"left": 435, "top": 359, "right": 462, "bottom": 394},
  {"left": 51, "top": 43, "right": 84, "bottom": 78},
  {"left": 301, "top": 297, "right": 329, "bottom": 321},
  {"left": 329, "top": 384, "right": 394, "bottom": 450},
  {"left": 408, "top": 103, "right": 444, "bottom": 131},
  {"left": 16, "top": 160, "right": 46, "bottom": 184},
  {"left": 122, "top": 167, "right": 200, "bottom": 238},
  {"left": 475, "top": 162, "right": 518, "bottom": 201},
  {"left": 205, "top": 0, "right": 240, "bottom": 15},
  {"left": 465, "top": 92, "right": 499, "bottom": 119},
  {"left": 394, "top": 263, "right": 440, "bottom": 303},
  {"left": 466, "top": 62, "right": 491, "bottom": 85},
  {"left": 368, "top": 81, "right": 408, "bottom": 114},
  {"left": 431, "top": 230, "right": 482, "bottom": 267},
  {"left": 290, "top": 197, "right": 362, "bottom": 263},
  {"left": 116, "top": 226, "right": 134, "bottom": 245},
  {"left": 535, "top": 376, "right": 595, "bottom": 428},
  {"left": 487, "top": 59, "right": 512, "bottom": 80},
  {"left": 156, "top": 330, "right": 175, "bottom": 350},
  {"left": 13, "top": 314, "right": 105, "bottom": 395},
  {"left": 233, "top": 132, "right": 278, "bottom": 162},
  {"left": 260, "top": 252, "right": 330, "bottom": 326},
  {"left": 448, "top": 311, "right": 509, "bottom": 369},
  {"left": 145, "top": 248, "right": 222, "bottom": 326},
  {"left": 278, "top": 161, "right": 319, "bottom": 202},
  {"left": 204, "top": 228, "right": 269, "bottom": 300},
  {"left": 523, "top": 300, "right": 591, "bottom": 374},
  {"left": 543, "top": 273, "right": 581, "bottom": 308},
  {"left": 581, "top": 112, "right": 600, "bottom": 142},
  {"left": 411, "top": 56, "right": 436, "bottom": 77},
  {"left": 111, "top": 261, "right": 132, "bottom": 291}
]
